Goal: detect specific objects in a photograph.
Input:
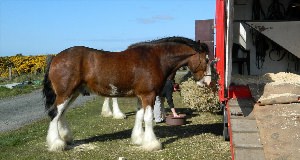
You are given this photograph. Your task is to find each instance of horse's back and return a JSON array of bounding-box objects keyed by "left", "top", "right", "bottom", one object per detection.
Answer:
[{"left": 54, "top": 46, "right": 99, "bottom": 60}]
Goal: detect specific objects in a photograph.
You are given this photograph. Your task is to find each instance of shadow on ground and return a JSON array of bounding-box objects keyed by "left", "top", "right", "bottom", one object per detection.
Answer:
[{"left": 71, "top": 119, "right": 223, "bottom": 149}]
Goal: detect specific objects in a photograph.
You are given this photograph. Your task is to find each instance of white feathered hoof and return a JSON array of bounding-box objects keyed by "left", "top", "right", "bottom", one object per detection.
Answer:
[
  {"left": 62, "top": 135, "right": 73, "bottom": 145},
  {"left": 48, "top": 139, "right": 66, "bottom": 152},
  {"left": 131, "top": 133, "right": 144, "bottom": 146},
  {"left": 101, "top": 111, "right": 113, "bottom": 117},
  {"left": 113, "top": 113, "right": 127, "bottom": 119},
  {"left": 59, "top": 129, "right": 73, "bottom": 144},
  {"left": 142, "top": 140, "right": 162, "bottom": 151},
  {"left": 131, "top": 135, "right": 143, "bottom": 146}
]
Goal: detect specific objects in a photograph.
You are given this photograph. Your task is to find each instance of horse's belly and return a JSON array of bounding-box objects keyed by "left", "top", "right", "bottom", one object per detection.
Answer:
[{"left": 88, "top": 83, "right": 135, "bottom": 97}]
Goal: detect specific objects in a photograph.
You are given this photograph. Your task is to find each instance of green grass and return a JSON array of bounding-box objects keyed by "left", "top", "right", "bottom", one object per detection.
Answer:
[
  {"left": 0, "top": 74, "right": 43, "bottom": 99},
  {"left": 0, "top": 93, "right": 231, "bottom": 160},
  {"left": 0, "top": 73, "right": 44, "bottom": 84},
  {"left": 0, "top": 85, "right": 42, "bottom": 99}
]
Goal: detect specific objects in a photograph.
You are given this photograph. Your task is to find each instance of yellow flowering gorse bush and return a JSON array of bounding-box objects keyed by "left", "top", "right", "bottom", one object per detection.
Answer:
[{"left": 0, "top": 55, "right": 47, "bottom": 78}]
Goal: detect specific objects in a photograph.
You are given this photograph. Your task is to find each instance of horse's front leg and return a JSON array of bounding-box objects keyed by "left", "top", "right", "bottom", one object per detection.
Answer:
[
  {"left": 142, "top": 105, "right": 162, "bottom": 151},
  {"left": 112, "top": 98, "right": 126, "bottom": 119},
  {"left": 131, "top": 108, "right": 144, "bottom": 145}
]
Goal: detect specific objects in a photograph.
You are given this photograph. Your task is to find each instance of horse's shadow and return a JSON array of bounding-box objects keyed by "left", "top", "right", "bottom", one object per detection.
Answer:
[
  {"left": 124, "top": 111, "right": 136, "bottom": 117},
  {"left": 70, "top": 121, "right": 223, "bottom": 149},
  {"left": 70, "top": 129, "right": 132, "bottom": 150},
  {"left": 155, "top": 123, "right": 223, "bottom": 146}
]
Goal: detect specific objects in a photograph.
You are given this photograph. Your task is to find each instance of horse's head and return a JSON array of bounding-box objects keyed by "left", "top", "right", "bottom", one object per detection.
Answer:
[{"left": 187, "top": 42, "right": 212, "bottom": 86}]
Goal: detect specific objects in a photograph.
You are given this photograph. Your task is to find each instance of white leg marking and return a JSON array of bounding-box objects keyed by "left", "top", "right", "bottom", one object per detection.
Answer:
[
  {"left": 131, "top": 108, "right": 144, "bottom": 145},
  {"left": 142, "top": 106, "right": 162, "bottom": 151},
  {"left": 58, "top": 114, "right": 73, "bottom": 144},
  {"left": 47, "top": 99, "right": 70, "bottom": 151},
  {"left": 101, "top": 97, "right": 113, "bottom": 117},
  {"left": 112, "top": 98, "right": 126, "bottom": 119}
]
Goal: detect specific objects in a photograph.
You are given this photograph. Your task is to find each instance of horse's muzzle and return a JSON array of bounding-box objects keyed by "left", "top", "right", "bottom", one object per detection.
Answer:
[{"left": 196, "top": 75, "right": 211, "bottom": 87}]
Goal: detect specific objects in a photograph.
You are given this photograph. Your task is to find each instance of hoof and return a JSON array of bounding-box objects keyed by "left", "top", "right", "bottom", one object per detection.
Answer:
[
  {"left": 60, "top": 132, "right": 73, "bottom": 144},
  {"left": 142, "top": 140, "right": 162, "bottom": 151},
  {"left": 101, "top": 111, "right": 113, "bottom": 117},
  {"left": 65, "top": 138, "right": 73, "bottom": 145},
  {"left": 131, "top": 133, "right": 144, "bottom": 146},
  {"left": 48, "top": 139, "right": 66, "bottom": 152},
  {"left": 113, "top": 113, "right": 127, "bottom": 119}
]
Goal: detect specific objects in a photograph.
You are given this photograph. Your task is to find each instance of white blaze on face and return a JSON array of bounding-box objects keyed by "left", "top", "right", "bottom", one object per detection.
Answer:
[
  {"left": 109, "top": 84, "right": 118, "bottom": 96},
  {"left": 203, "top": 61, "right": 212, "bottom": 85},
  {"left": 196, "top": 60, "right": 212, "bottom": 87}
]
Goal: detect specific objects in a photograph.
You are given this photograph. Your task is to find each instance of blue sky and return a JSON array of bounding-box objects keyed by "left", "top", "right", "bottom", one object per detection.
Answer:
[{"left": 0, "top": 0, "right": 215, "bottom": 56}]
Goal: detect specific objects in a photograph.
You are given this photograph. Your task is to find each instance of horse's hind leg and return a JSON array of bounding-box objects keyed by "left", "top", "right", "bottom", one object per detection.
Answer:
[
  {"left": 101, "top": 97, "right": 113, "bottom": 117},
  {"left": 57, "top": 93, "right": 79, "bottom": 144},
  {"left": 47, "top": 97, "right": 71, "bottom": 151},
  {"left": 57, "top": 113, "right": 72, "bottom": 144},
  {"left": 112, "top": 98, "right": 126, "bottom": 119}
]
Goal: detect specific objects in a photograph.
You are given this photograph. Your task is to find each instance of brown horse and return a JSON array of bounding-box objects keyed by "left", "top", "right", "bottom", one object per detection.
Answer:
[{"left": 43, "top": 36, "right": 211, "bottom": 152}]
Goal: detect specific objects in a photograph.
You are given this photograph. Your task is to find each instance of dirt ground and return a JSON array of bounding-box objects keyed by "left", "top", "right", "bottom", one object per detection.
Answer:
[{"left": 254, "top": 103, "right": 300, "bottom": 160}]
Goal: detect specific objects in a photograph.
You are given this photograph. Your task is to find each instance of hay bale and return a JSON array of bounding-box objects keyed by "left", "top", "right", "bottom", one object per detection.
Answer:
[
  {"left": 180, "top": 78, "right": 220, "bottom": 113},
  {"left": 258, "top": 93, "right": 299, "bottom": 105},
  {"left": 232, "top": 72, "right": 300, "bottom": 105},
  {"left": 231, "top": 72, "right": 300, "bottom": 85}
]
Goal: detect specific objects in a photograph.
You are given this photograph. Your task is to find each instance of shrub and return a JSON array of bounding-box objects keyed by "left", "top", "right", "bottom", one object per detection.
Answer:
[{"left": 0, "top": 55, "right": 47, "bottom": 78}]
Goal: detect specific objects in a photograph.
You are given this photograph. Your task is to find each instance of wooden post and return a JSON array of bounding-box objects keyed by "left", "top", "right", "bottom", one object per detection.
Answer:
[{"left": 8, "top": 65, "right": 12, "bottom": 81}]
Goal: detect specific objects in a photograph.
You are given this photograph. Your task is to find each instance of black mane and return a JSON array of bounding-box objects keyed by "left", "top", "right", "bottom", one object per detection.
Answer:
[{"left": 128, "top": 36, "right": 209, "bottom": 53}]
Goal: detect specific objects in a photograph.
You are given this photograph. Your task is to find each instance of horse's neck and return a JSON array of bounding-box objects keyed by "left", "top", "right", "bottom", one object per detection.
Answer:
[
  {"left": 162, "top": 53, "right": 193, "bottom": 77},
  {"left": 167, "top": 72, "right": 176, "bottom": 80}
]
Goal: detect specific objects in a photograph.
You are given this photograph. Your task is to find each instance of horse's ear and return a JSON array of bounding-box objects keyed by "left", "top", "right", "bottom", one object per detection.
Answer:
[{"left": 197, "top": 40, "right": 201, "bottom": 44}]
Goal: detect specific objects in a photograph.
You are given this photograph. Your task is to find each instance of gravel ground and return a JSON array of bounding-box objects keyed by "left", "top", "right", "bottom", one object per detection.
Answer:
[{"left": 0, "top": 89, "right": 96, "bottom": 132}]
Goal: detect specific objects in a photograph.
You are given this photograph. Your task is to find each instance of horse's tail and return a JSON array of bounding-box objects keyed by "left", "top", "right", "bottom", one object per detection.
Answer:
[{"left": 42, "top": 55, "right": 57, "bottom": 120}]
